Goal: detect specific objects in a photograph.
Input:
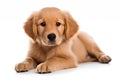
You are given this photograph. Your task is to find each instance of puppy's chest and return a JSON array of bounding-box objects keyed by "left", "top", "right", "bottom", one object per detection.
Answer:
[{"left": 33, "top": 46, "right": 55, "bottom": 63}]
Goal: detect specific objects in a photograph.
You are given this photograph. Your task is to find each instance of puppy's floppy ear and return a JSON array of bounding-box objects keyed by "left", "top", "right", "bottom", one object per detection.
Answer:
[
  {"left": 23, "top": 13, "right": 37, "bottom": 41},
  {"left": 64, "top": 12, "right": 79, "bottom": 40}
]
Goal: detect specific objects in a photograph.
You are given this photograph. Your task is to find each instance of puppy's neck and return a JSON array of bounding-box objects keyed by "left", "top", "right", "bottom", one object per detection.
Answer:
[
  {"left": 40, "top": 44, "right": 56, "bottom": 52},
  {"left": 31, "top": 41, "right": 56, "bottom": 52}
]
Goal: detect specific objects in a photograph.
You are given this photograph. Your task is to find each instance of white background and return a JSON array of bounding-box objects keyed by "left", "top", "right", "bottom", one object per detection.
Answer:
[{"left": 0, "top": 0, "right": 120, "bottom": 80}]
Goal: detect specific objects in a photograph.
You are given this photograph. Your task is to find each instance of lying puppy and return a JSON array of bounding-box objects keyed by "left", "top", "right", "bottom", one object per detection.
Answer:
[{"left": 15, "top": 7, "right": 111, "bottom": 73}]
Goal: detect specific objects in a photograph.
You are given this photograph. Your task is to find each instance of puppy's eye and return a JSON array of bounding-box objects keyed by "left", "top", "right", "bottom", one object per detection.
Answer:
[
  {"left": 56, "top": 22, "right": 61, "bottom": 27},
  {"left": 40, "top": 22, "right": 46, "bottom": 27}
]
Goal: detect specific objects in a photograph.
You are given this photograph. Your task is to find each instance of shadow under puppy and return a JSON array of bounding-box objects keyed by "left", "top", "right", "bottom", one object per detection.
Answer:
[{"left": 15, "top": 7, "right": 111, "bottom": 73}]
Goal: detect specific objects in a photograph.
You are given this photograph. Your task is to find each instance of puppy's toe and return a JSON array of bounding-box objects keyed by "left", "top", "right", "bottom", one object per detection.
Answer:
[
  {"left": 15, "top": 62, "right": 29, "bottom": 72},
  {"left": 36, "top": 63, "right": 51, "bottom": 74},
  {"left": 98, "top": 55, "right": 112, "bottom": 63}
]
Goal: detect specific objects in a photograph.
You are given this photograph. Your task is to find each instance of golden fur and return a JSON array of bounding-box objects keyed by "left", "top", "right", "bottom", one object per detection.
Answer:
[{"left": 15, "top": 7, "right": 111, "bottom": 73}]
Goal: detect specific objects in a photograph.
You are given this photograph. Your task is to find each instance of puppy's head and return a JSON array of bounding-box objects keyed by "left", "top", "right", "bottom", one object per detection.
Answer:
[{"left": 24, "top": 7, "right": 79, "bottom": 46}]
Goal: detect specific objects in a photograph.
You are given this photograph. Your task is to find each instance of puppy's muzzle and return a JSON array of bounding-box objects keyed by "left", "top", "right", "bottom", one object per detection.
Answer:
[{"left": 47, "top": 33, "right": 56, "bottom": 42}]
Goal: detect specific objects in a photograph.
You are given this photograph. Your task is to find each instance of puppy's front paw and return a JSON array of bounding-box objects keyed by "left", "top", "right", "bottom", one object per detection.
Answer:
[
  {"left": 15, "top": 62, "right": 29, "bottom": 72},
  {"left": 36, "top": 63, "right": 51, "bottom": 74},
  {"left": 98, "top": 55, "right": 111, "bottom": 63}
]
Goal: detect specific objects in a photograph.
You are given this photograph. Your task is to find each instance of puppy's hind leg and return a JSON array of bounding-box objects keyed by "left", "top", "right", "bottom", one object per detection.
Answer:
[
  {"left": 78, "top": 32, "right": 111, "bottom": 63},
  {"left": 79, "top": 57, "right": 97, "bottom": 63}
]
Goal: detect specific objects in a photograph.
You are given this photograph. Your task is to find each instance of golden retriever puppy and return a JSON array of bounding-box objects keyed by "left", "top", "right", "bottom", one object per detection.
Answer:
[{"left": 15, "top": 7, "right": 111, "bottom": 73}]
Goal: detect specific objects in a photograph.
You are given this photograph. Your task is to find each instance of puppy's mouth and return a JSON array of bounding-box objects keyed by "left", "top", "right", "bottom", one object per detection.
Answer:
[
  {"left": 41, "top": 40, "right": 57, "bottom": 46},
  {"left": 41, "top": 39, "right": 62, "bottom": 46},
  {"left": 48, "top": 41, "right": 57, "bottom": 46}
]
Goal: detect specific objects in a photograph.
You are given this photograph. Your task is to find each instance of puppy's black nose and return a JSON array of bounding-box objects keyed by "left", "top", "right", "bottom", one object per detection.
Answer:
[{"left": 47, "top": 33, "right": 56, "bottom": 41}]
